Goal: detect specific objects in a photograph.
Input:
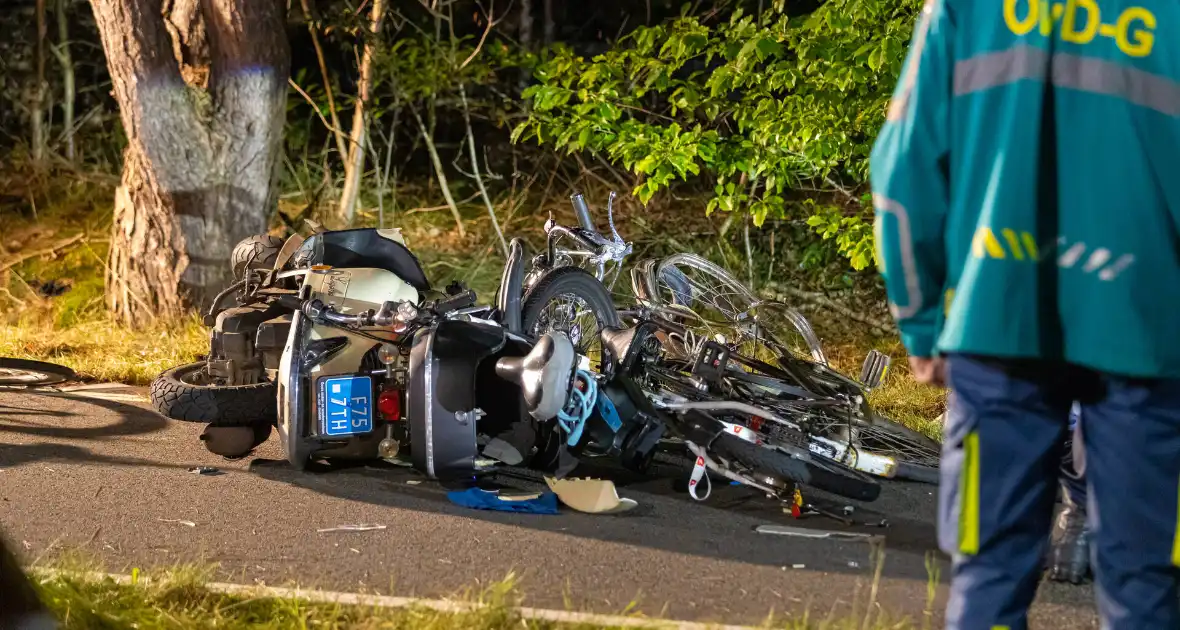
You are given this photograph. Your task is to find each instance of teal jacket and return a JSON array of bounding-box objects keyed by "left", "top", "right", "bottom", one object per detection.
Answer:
[{"left": 870, "top": 0, "right": 1180, "bottom": 378}]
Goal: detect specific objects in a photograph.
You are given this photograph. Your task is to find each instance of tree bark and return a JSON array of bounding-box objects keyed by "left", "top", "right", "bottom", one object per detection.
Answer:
[
  {"left": 336, "top": 0, "right": 385, "bottom": 227},
  {"left": 91, "top": 0, "right": 289, "bottom": 324}
]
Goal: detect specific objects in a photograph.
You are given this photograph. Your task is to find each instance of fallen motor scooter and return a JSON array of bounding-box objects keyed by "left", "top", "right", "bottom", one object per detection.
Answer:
[{"left": 272, "top": 229, "right": 585, "bottom": 479}]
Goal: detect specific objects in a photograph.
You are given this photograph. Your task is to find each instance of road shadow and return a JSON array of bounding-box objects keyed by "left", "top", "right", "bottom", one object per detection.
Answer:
[
  {"left": 247, "top": 448, "right": 945, "bottom": 585},
  {"left": 246, "top": 454, "right": 1089, "bottom": 611},
  {"left": 0, "top": 391, "right": 169, "bottom": 469},
  {"left": 0, "top": 441, "right": 195, "bottom": 472}
]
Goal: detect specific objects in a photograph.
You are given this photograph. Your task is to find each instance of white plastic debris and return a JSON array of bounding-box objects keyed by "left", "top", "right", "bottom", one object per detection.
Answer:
[
  {"left": 755, "top": 525, "right": 878, "bottom": 541},
  {"left": 157, "top": 518, "right": 196, "bottom": 527},
  {"left": 316, "top": 524, "right": 387, "bottom": 533}
]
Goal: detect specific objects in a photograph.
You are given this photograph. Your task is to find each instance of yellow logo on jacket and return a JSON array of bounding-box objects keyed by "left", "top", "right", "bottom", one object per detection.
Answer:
[{"left": 1003, "top": 0, "right": 1156, "bottom": 57}]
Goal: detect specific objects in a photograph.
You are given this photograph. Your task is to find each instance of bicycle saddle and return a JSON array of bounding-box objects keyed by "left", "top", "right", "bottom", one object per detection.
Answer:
[{"left": 495, "top": 332, "right": 576, "bottom": 421}]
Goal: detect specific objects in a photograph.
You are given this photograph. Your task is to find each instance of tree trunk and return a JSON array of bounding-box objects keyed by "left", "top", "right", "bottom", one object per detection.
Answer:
[
  {"left": 336, "top": 0, "right": 385, "bottom": 227},
  {"left": 31, "top": 0, "right": 47, "bottom": 165},
  {"left": 542, "top": 0, "right": 554, "bottom": 45},
  {"left": 56, "top": 0, "right": 75, "bottom": 162},
  {"left": 91, "top": 0, "right": 289, "bottom": 325},
  {"left": 518, "top": 0, "right": 533, "bottom": 96}
]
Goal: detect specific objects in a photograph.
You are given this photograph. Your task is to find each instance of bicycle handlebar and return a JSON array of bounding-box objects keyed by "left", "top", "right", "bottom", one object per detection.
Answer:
[
  {"left": 279, "top": 289, "right": 477, "bottom": 331},
  {"left": 543, "top": 191, "right": 633, "bottom": 282}
]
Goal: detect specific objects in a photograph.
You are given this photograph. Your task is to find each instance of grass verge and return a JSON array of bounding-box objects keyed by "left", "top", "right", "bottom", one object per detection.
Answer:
[{"left": 31, "top": 564, "right": 930, "bottom": 630}]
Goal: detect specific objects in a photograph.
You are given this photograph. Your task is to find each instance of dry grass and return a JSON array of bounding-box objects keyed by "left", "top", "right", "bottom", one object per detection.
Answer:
[
  {"left": 30, "top": 562, "right": 930, "bottom": 630},
  {"left": 0, "top": 315, "right": 208, "bottom": 385}
]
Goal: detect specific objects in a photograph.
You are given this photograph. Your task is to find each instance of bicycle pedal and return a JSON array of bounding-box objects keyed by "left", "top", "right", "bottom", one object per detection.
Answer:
[{"left": 858, "top": 350, "right": 892, "bottom": 390}]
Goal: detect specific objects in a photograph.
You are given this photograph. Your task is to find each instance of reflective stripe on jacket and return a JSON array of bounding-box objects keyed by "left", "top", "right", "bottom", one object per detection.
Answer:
[{"left": 871, "top": 0, "right": 1180, "bottom": 377}]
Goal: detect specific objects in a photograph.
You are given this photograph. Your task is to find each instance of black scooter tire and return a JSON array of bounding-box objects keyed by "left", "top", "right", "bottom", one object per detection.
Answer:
[
  {"left": 710, "top": 432, "right": 881, "bottom": 502},
  {"left": 150, "top": 362, "right": 276, "bottom": 425}
]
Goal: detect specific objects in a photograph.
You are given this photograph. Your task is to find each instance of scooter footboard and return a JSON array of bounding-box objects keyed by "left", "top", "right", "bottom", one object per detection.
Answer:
[{"left": 407, "top": 319, "right": 506, "bottom": 479}]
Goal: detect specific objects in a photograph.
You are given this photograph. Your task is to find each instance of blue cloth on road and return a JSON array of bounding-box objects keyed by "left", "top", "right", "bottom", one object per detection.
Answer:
[
  {"left": 940, "top": 355, "right": 1180, "bottom": 630},
  {"left": 446, "top": 488, "right": 560, "bottom": 514}
]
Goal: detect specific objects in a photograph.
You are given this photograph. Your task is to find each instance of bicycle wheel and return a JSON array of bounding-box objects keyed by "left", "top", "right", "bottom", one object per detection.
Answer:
[
  {"left": 521, "top": 266, "right": 621, "bottom": 373},
  {"left": 822, "top": 415, "right": 941, "bottom": 484},
  {"left": 728, "top": 369, "right": 941, "bottom": 484},
  {"left": 650, "top": 254, "right": 825, "bottom": 366},
  {"left": 644, "top": 365, "right": 880, "bottom": 501},
  {"left": 0, "top": 358, "right": 75, "bottom": 387},
  {"left": 710, "top": 429, "right": 881, "bottom": 502}
]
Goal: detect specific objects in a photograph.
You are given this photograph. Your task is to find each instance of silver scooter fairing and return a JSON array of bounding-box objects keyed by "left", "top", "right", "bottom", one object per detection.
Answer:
[{"left": 276, "top": 228, "right": 423, "bottom": 470}]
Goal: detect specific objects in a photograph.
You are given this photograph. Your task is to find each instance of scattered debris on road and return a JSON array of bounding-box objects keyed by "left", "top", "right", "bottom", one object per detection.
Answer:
[
  {"left": 316, "top": 524, "right": 388, "bottom": 533},
  {"left": 446, "top": 488, "right": 559, "bottom": 514},
  {"left": 157, "top": 518, "right": 197, "bottom": 528},
  {"left": 188, "top": 466, "right": 222, "bottom": 476},
  {"left": 755, "top": 525, "right": 879, "bottom": 542},
  {"left": 544, "top": 477, "right": 638, "bottom": 514}
]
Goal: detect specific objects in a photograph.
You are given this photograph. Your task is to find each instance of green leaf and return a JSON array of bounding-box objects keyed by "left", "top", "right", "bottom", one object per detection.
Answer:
[{"left": 755, "top": 38, "right": 784, "bottom": 60}]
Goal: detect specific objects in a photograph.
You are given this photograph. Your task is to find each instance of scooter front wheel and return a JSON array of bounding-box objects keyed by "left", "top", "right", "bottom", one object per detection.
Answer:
[{"left": 150, "top": 362, "right": 276, "bottom": 425}]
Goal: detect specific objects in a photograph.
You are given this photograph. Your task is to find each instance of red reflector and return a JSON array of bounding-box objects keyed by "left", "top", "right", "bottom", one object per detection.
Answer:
[
  {"left": 749, "top": 417, "right": 763, "bottom": 431},
  {"left": 378, "top": 389, "right": 401, "bottom": 420}
]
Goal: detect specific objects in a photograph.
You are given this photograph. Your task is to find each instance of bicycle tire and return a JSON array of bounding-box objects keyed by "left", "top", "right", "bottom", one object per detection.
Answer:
[
  {"left": 651, "top": 254, "right": 826, "bottom": 365},
  {"left": 859, "top": 418, "right": 941, "bottom": 484},
  {"left": 728, "top": 370, "right": 941, "bottom": 483},
  {"left": 895, "top": 461, "right": 941, "bottom": 485},
  {"left": 710, "top": 431, "right": 881, "bottom": 502},
  {"left": 521, "top": 266, "right": 621, "bottom": 356},
  {"left": 0, "top": 358, "right": 75, "bottom": 387}
]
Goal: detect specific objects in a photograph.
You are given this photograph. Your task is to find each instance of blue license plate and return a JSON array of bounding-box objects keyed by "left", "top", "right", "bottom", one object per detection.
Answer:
[{"left": 318, "top": 376, "right": 373, "bottom": 437}]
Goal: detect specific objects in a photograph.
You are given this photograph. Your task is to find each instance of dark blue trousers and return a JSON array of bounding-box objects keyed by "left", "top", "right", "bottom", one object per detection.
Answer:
[
  {"left": 1060, "top": 402, "right": 1086, "bottom": 508},
  {"left": 941, "top": 355, "right": 1180, "bottom": 630}
]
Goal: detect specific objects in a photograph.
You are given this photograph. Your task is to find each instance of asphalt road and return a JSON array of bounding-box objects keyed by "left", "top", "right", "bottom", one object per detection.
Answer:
[{"left": 0, "top": 388, "right": 1099, "bottom": 627}]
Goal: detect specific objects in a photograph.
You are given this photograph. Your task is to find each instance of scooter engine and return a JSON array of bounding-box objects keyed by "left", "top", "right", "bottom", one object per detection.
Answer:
[{"left": 573, "top": 381, "right": 664, "bottom": 474}]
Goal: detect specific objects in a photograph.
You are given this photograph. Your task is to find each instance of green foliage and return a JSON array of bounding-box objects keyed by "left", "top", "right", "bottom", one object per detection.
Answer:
[{"left": 513, "top": 0, "right": 922, "bottom": 269}]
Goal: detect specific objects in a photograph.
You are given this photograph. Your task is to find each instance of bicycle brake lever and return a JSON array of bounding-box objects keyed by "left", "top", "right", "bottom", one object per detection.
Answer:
[{"left": 605, "top": 191, "right": 626, "bottom": 245}]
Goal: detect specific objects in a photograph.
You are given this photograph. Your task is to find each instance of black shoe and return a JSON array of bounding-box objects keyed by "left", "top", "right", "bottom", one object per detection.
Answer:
[{"left": 1047, "top": 503, "right": 1091, "bottom": 584}]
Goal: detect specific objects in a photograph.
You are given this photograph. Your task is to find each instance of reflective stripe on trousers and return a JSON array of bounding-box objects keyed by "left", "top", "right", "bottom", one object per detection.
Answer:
[{"left": 941, "top": 355, "right": 1180, "bottom": 630}]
